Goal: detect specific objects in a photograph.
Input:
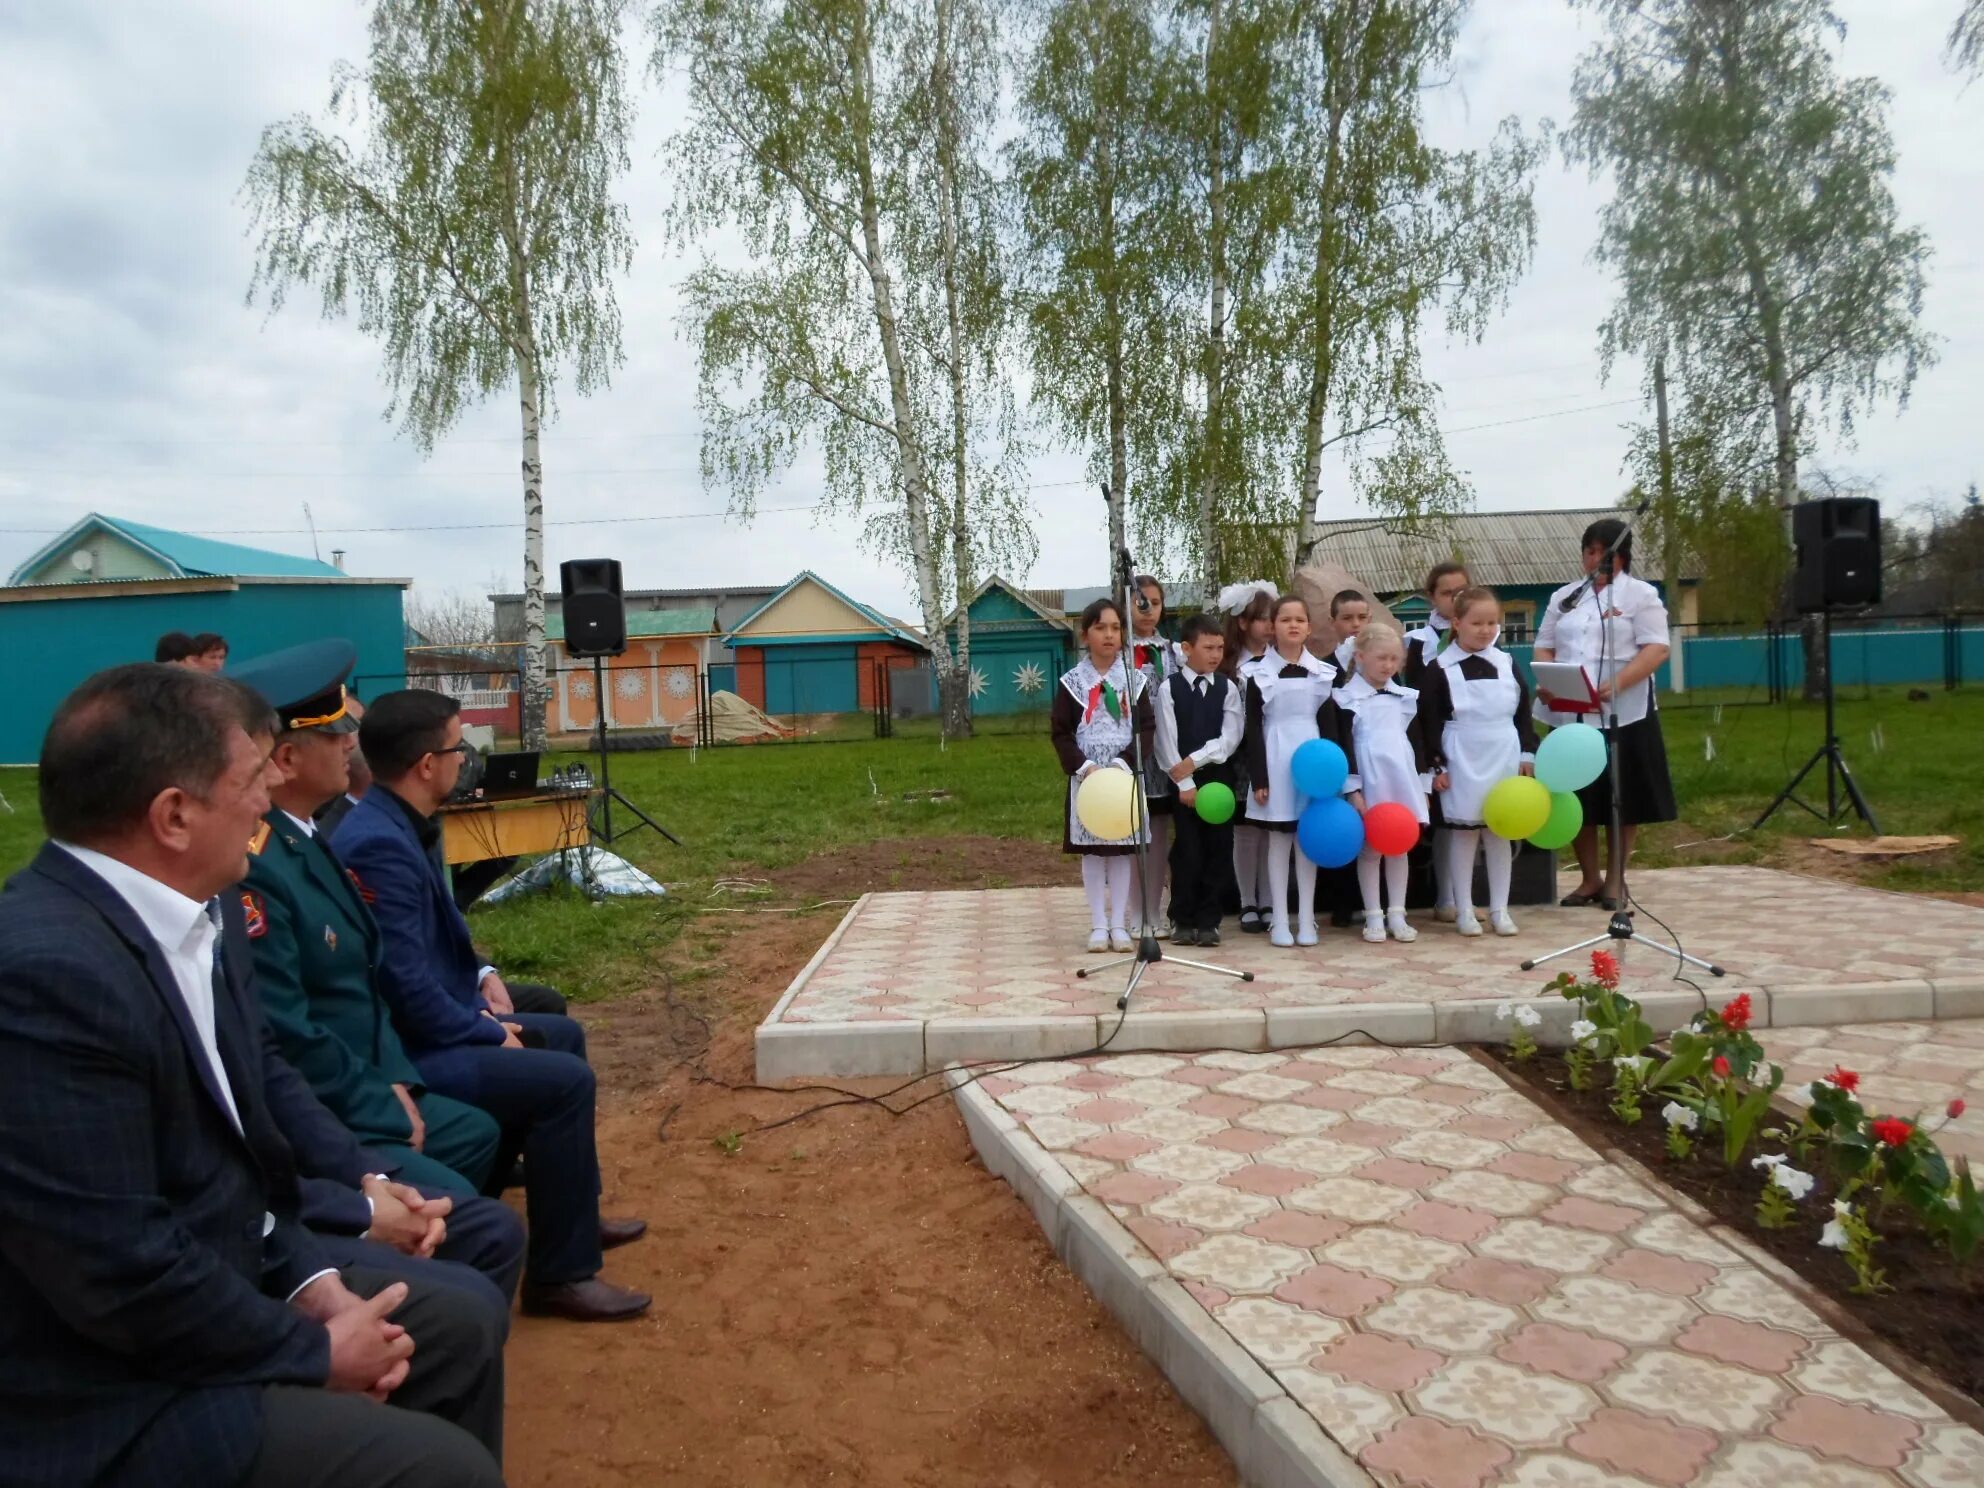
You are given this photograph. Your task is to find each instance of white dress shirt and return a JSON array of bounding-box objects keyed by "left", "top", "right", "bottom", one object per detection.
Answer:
[
  {"left": 1153, "top": 667, "right": 1246, "bottom": 775},
  {"left": 1534, "top": 569, "right": 1670, "bottom": 728},
  {"left": 281, "top": 809, "right": 318, "bottom": 839}
]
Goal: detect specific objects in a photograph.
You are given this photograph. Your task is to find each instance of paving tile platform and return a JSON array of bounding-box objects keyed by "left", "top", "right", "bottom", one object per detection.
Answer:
[
  {"left": 949, "top": 1044, "right": 1984, "bottom": 1488},
  {"left": 758, "top": 867, "right": 1984, "bottom": 1079},
  {"left": 1760, "top": 1020, "right": 1984, "bottom": 1164}
]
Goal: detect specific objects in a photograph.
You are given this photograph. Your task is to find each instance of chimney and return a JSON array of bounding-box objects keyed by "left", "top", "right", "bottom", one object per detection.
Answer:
[{"left": 330, "top": 549, "right": 346, "bottom": 571}]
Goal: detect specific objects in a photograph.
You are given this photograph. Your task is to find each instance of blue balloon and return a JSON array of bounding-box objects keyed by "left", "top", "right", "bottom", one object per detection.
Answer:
[
  {"left": 1297, "top": 797, "right": 1364, "bottom": 869},
  {"left": 1291, "top": 738, "right": 1349, "bottom": 800},
  {"left": 1535, "top": 722, "right": 1609, "bottom": 793}
]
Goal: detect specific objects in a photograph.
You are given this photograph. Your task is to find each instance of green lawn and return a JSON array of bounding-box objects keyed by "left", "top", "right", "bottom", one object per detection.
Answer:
[{"left": 1, "top": 684, "right": 1975, "bottom": 1001}]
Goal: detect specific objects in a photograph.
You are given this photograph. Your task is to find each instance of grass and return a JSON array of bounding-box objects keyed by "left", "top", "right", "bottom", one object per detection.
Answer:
[{"left": 1, "top": 683, "right": 1975, "bottom": 1001}]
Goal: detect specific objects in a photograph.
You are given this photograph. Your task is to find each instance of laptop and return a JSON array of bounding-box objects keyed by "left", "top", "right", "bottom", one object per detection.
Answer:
[{"left": 478, "top": 751, "right": 540, "bottom": 799}]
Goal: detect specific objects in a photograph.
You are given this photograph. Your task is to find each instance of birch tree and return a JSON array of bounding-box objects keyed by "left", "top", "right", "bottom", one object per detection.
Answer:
[
  {"left": 1952, "top": 0, "right": 1984, "bottom": 76},
  {"left": 1273, "top": 0, "right": 1541, "bottom": 565},
  {"left": 655, "top": 0, "right": 1019, "bottom": 738},
  {"left": 245, "top": 0, "right": 632, "bottom": 750},
  {"left": 1010, "top": 0, "right": 1189, "bottom": 598}
]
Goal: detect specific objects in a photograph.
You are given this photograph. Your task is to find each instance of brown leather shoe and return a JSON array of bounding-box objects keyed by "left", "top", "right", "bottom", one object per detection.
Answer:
[
  {"left": 600, "top": 1216, "right": 648, "bottom": 1250},
  {"left": 521, "top": 1276, "right": 652, "bottom": 1322}
]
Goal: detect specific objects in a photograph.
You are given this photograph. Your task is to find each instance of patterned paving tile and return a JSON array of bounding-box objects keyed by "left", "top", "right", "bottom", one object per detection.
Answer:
[
  {"left": 974, "top": 1044, "right": 1984, "bottom": 1487},
  {"left": 1758, "top": 1020, "right": 1984, "bottom": 1163},
  {"left": 778, "top": 867, "right": 1984, "bottom": 1025}
]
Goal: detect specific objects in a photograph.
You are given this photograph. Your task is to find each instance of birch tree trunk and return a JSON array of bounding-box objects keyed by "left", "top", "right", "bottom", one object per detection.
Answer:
[
  {"left": 1294, "top": 101, "right": 1346, "bottom": 561},
  {"left": 935, "top": 0, "right": 974, "bottom": 739},
  {"left": 1197, "top": 0, "right": 1227, "bottom": 602},
  {"left": 516, "top": 343, "right": 551, "bottom": 751}
]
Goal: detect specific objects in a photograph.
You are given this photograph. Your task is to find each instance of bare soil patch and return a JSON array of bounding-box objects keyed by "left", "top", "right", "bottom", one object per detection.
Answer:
[
  {"left": 504, "top": 839, "right": 1235, "bottom": 1486},
  {"left": 1484, "top": 1044, "right": 1984, "bottom": 1415}
]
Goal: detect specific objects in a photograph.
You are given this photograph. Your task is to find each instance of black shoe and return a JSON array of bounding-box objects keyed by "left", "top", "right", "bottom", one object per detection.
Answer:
[
  {"left": 601, "top": 1216, "right": 648, "bottom": 1250},
  {"left": 1174, "top": 926, "right": 1200, "bottom": 946},
  {"left": 1240, "top": 908, "right": 1267, "bottom": 934},
  {"left": 521, "top": 1276, "right": 653, "bottom": 1322},
  {"left": 1200, "top": 926, "right": 1222, "bottom": 947}
]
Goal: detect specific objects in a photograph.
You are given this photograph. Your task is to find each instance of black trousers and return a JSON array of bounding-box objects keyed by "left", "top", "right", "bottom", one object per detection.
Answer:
[
  {"left": 1169, "top": 809, "right": 1236, "bottom": 930},
  {"left": 505, "top": 980, "right": 568, "bottom": 1016},
  {"left": 239, "top": 1264, "right": 506, "bottom": 1488}
]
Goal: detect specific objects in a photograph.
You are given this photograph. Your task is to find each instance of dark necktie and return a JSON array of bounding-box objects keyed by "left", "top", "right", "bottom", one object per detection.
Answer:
[{"left": 1195, "top": 677, "right": 1208, "bottom": 697}]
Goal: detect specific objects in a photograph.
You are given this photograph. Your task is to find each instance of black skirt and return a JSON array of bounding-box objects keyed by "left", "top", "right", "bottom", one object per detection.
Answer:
[{"left": 1575, "top": 713, "right": 1677, "bottom": 827}]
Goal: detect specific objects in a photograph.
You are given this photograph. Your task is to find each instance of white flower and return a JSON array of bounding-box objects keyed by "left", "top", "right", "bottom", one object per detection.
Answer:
[
  {"left": 1494, "top": 1000, "right": 1516, "bottom": 1020},
  {"left": 1818, "top": 1218, "right": 1850, "bottom": 1250},
  {"left": 1832, "top": 1198, "right": 1853, "bottom": 1219},
  {"left": 1769, "top": 1165, "right": 1815, "bottom": 1200},
  {"left": 1661, "top": 1102, "right": 1699, "bottom": 1131},
  {"left": 1613, "top": 1054, "right": 1650, "bottom": 1075},
  {"left": 1512, "top": 1004, "right": 1543, "bottom": 1029},
  {"left": 1750, "top": 1153, "right": 1788, "bottom": 1171},
  {"left": 1569, "top": 1019, "right": 1597, "bottom": 1042}
]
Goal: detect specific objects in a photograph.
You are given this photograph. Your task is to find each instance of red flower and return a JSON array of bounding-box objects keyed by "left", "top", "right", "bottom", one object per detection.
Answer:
[
  {"left": 1721, "top": 993, "right": 1753, "bottom": 1033},
  {"left": 1829, "top": 1067, "right": 1860, "bottom": 1094},
  {"left": 1590, "top": 949, "right": 1621, "bottom": 990},
  {"left": 1711, "top": 1055, "right": 1732, "bottom": 1078},
  {"left": 1950, "top": 1099, "right": 1968, "bottom": 1120},
  {"left": 1871, "top": 1117, "right": 1914, "bottom": 1148}
]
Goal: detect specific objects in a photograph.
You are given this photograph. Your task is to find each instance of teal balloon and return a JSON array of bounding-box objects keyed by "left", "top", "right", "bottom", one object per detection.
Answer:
[
  {"left": 1195, "top": 781, "right": 1237, "bottom": 825},
  {"left": 1291, "top": 738, "right": 1349, "bottom": 799},
  {"left": 1535, "top": 723, "right": 1608, "bottom": 793},
  {"left": 1528, "top": 791, "right": 1584, "bottom": 850},
  {"left": 1297, "top": 798, "right": 1364, "bottom": 868}
]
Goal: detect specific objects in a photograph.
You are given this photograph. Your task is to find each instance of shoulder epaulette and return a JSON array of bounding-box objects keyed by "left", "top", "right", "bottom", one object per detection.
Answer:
[{"left": 247, "top": 822, "right": 272, "bottom": 857}]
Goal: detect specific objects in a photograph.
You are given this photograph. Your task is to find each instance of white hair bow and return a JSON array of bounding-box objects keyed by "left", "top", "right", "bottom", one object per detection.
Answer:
[{"left": 1215, "top": 579, "right": 1277, "bottom": 616}]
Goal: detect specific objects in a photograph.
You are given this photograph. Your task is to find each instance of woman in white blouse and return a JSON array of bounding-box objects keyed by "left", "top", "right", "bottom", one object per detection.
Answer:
[{"left": 1532, "top": 518, "right": 1677, "bottom": 909}]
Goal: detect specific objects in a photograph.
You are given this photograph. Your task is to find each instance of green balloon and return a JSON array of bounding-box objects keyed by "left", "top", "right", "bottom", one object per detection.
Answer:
[
  {"left": 1195, "top": 781, "right": 1237, "bottom": 825},
  {"left": 1528, "top": 790, "right": 1584, "bottom": 850}
]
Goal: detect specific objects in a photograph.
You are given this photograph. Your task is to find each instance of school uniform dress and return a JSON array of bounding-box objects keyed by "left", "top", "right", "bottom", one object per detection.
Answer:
[
  {"left": 1419, "top": 645, "right": 1538, "bottom": 829},
  {"left": 1402, "top": 616, "right": 1453, "bottom": 691},
  {"left": 1154, "top": 669, "right": 1245, "bottom": 931},
  {"left": 1334, "top": 675, "right": 1432, "bottom": 822},
  {"left": 1051, "top": 657, "right": 1155, "bottom": 855},
  {"left": 1534, "top": 571, "right": 1678, "bottom": 826},
  {"left": 1243, "top": 650, "right": 1340, "bottom": 832}
]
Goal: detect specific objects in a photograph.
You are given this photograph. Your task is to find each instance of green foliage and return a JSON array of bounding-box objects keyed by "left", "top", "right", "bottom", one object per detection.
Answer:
[
  {"left": 1934, "top": 1159, "right": 1984, "bottom": 1265},
  {"left": 1951, "top": 0, "right": 1984, "bottom": 77}
]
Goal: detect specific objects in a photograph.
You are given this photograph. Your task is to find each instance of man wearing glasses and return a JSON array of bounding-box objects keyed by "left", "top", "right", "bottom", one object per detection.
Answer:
[{"left": 332, "top": 690, "right": 651, "bottom": 1323}]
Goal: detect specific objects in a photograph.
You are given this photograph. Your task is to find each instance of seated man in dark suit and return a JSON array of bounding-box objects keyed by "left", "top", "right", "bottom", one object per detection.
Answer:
[
  {"left": 333, "top": 688, "right": 649, "bottom": 1323},
  {"left": 0, "top": 663, "right": 505, "bottom": 1488}
]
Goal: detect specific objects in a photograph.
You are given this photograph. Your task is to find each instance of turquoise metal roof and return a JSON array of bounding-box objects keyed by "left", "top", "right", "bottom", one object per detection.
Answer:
[{"left": 8, "top": 513, "right": 346, "bottom": 584}]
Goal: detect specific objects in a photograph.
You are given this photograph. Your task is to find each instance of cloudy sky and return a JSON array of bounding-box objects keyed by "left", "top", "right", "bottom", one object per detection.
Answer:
[{"left": 1, "top": 0, "right": 1978, "bottom": 617}]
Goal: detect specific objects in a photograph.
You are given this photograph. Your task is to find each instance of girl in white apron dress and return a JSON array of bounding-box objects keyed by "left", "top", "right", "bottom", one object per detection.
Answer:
[
  {"left": 1422, "top": 588, "right": 1538, "bottom": 937},
  {"left": 1241, "top": 596, "right": 1339, "bottom": 947},
  {"left": 1219, "top": 583, "right": 1278, "bottom": 933},
  {"left": 1129, "top": 577, "right": 1183, "bottom": 938},
  {"left": 1334, "top": 626, "right": 1431, "bottom": 944},
  {"left": 1051, "top": 599, "right": 1154, "bottom": 953}
]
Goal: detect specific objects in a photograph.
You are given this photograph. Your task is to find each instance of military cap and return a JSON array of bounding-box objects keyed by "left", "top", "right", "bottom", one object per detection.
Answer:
[{"left": 227, "top": 639, "right": 361, "bottom": 734}]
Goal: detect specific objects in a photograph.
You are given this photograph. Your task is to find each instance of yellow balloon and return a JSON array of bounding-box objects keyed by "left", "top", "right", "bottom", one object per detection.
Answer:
[
  {"left": 1482, "top": 775, "right": 1552, "bottom": 841},
  {"left": 1076, "top": 767, "right": 1143, "bottom": 839}
]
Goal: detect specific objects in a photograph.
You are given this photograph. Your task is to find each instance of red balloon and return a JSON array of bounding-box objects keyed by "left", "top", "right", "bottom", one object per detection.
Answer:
[{"left": 1363, "top": 802, "right": 1421, "bottom": 857}]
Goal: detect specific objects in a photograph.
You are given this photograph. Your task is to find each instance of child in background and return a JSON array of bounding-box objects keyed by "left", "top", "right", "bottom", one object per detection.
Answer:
[
  {"left": 1421, "top": 587, "right": 1537, "bottom": 937},
  {"left": 1404, "top": 561, "right": 1473, "bottom": 922},
  {"left": 1242, "top": 595, "right": 1339, "bottom": 948},
  {"left": 1334, "top": 625, "right": 1430, "bottom": 944},
  {"left": 1155, "top": 614, "right": 1244, "bottom": 946},
  {"left": 1327, "top": 590, "right": 1370, "bottom": 685},
  {"left": 1219, "top": 582, "right": 1278, "bottom": 934},
  {"left": 1052, "top": 598, "right": 1155, "bottom": 952},
  {"left": 1128, "top": 575, "right": 1182, "bottom": 939}
]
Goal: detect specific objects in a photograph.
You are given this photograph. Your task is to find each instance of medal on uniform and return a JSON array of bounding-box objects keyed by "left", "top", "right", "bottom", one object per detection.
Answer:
[{"left": 324, "top": 926, "right": 338, "bottom": 952}]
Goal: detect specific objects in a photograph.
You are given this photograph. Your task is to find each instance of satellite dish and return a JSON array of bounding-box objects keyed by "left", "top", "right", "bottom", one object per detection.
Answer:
[{"left": 69, "top": 549, "right": 95, "bottom": 573}]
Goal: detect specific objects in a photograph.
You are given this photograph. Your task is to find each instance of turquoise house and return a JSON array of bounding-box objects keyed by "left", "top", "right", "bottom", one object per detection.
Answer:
[
  {"left": 942, "top": 577, "right": 1074, "bottom": 715},
  {"left": 1, "top": 513, "right": 406, "bottom": 765}
]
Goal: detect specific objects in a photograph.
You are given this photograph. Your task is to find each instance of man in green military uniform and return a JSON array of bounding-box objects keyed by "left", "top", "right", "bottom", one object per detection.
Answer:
[{"left": 233, "top": 640, "right": 500, "bottom": 1195}]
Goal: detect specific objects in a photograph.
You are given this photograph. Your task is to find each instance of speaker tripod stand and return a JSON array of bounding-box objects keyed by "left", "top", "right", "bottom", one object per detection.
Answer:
[
  {"left": 584, "top": 653, "right": 680, "bottom": 849},
  {"left": 1753, "top": 611, "right": 1880, "bottom": 833}
]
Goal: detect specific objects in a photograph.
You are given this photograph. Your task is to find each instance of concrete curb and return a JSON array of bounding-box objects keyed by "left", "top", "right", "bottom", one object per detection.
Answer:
[{"left": 946, "top": 1066, "right": 1376, "bottom": 1488}]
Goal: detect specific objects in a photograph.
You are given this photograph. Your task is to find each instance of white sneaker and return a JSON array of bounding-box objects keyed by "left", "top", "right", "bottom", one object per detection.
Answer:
[
  {"left": 1435, "top": 904, "right": 1459, "bottom": 923},
  {"left": 1386, "top": 913, "right": 1419, "bottom": 943},
  {"left": 1362, "top": 916, "right": 1388, "bottom": 944},
  {"left": 1158, "top": 920, "right": 1174, "bottom": 941},
  {"left": 1088, "top": 929, "right": 1110, "bottom": 953},
  {"left": 1455, "top": 912, "right": 1484, "bottom": 937},
  {"left": 1296, "top": 922, "right": 1320, "bottom": 947},
  {"left": 1109, "top": 928, "right": 1135, "bottom": 953},
  {"left": 1491, "top": 911, "right": 1519, "bottom": 937},
  {"left": 1269, "top": 923, "right": 1296, "bottom": 948}
]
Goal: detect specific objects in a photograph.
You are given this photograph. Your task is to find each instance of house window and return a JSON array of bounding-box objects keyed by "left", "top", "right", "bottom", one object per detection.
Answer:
[{"left": 1501, "top": 604, "right": 1534, "bottom": 645}]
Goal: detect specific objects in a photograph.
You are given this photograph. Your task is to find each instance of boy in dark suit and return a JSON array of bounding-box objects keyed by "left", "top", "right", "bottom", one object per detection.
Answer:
[{"left": 1153, "top": 615, "right": 1245, "bottom": 946}]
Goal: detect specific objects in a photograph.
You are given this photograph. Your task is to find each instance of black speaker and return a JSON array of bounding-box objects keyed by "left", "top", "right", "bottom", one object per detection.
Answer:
[
  {"left": 558, "top": 558, "right": 627, "bottom": 657},
  {"left": 1790, "top": 497, "right": 1881, "bottom": 612}
]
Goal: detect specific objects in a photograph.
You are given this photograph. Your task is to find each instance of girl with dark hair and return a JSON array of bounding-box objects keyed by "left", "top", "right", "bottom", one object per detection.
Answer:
[
  {"left": 1242, "top": 595, "right": 1340, "bottom": 947},
  {"left": 1534, "top": 518, "right": 1677, "bottom": 908},
  {"left": 1052, "top": 598, "right": 1156, "bottom": 952},
  {"left": 1217, "top": 581, "right": 1277, "bottom": 932},
  {"left": 1128, "top": 575, "right": 1182, "bottom": 937},
  {"left": 1404, "top": 561, "right": 1473, "bottom": 922}
]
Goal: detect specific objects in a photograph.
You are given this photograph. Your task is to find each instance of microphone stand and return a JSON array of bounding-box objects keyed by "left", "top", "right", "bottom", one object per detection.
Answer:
[
  {"left": 1075, "top": 497, "right": 1254, "bottom": 1011},
  {"left": 1520, "top": 513, "right": 1724, "bottom": 980}
]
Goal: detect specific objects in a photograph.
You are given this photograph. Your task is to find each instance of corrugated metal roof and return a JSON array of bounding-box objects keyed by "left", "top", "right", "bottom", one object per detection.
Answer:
[
  {"left": 489, "top": 585, "right": 780, "bottom": 603},
  {"left": 1305, "top": 508, "right": 1704, "bottom": 594},
  {"left": 546, "top": 608, "right": 716, "bottom": 641},
  {"left": 8, "top": 513, "right": 347, "bottom": 584}
]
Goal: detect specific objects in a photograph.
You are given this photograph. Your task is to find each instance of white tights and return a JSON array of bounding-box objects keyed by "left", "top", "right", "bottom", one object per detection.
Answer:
[
  {"left": 1233, "top": 824, "right": 1269, "bottom": 910},
  {"left": 1447, "top": 829, "right": 1512, "bottom": 916},
  {"left": 1081, "top": 855, "right": 1135, "bottom": 932},
  {"left": 1266, "top": 834, "right": 1318, "bottom": 935},
  {"left": 1356, "top": 848, "right": 1409, "bottom": 918},
  {"left": 1130, "top": 812, "right": 1171, "bottom": 927}
]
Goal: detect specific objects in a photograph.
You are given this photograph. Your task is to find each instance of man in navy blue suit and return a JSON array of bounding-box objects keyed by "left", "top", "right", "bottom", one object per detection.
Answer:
[
  {"left": 0, "top": 664, "right": 504, "bottom": 1488},
  {"left": 333, "top": 689, "right": 650, "bottom": 1324}
]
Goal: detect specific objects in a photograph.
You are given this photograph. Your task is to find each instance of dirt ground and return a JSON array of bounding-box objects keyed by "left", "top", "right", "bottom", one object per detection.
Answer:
[{"left": 500, "top": 837, "right": 1236, "bottom": 1487}]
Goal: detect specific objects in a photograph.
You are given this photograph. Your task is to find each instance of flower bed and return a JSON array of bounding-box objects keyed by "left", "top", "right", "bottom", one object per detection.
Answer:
[{"left": 1483, "top": 952, "right": 1984, "bottom": 1406}]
